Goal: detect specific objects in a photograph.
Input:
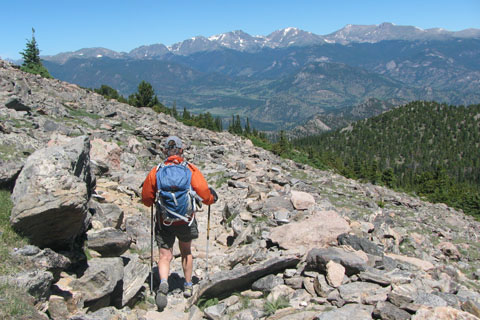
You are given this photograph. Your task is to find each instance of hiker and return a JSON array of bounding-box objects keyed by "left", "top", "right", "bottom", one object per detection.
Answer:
[{"left": 141, "top": 135, "right": 218, "bottom": 309}]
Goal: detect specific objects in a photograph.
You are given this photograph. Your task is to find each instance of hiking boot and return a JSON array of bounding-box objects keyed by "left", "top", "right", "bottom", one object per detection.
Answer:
[
  {"left": 155, "top": 281, "right": 169, "bottom": 310},
  {"left": 183, "top": 283, "right": 193, "bottom": 298},
  {"left": 155, "top": 291, "right": 168, "bottom": 310},
  {"left": 158, "top": 281, "right": 169, "bottom": 295}
]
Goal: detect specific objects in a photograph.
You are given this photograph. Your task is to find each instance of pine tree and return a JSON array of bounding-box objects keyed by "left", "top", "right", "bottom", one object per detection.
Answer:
[
  {"left": 244, "top": 117, "right": 251, "bottom": 135},
  {"left": 172, "top": 101, "right": 178, "bottom": 118},
  {"left": 182, "top": 107, "right": 191, "bottom": 120},
  {"left": 133, "top": 81, "right": 156, "bottom": 108},
  {"left": 19, "top": 28, "right": 51, "bottom": 78}
]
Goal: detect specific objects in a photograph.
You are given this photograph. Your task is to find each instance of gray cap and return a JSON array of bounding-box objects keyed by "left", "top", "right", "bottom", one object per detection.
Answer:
[{"left": 164, "top": 136, "right": 183, "bottom": 149}]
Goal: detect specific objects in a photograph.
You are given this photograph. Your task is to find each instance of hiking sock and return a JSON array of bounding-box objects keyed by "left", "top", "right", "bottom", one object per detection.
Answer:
[{"left": 183, "top": 281, "right": 193, "bottom": 298}]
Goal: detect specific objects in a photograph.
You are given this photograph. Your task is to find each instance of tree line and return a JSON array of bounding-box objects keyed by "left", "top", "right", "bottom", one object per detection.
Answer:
[{"left": 94, "top": 81, "right": 224, "bottom": 131}]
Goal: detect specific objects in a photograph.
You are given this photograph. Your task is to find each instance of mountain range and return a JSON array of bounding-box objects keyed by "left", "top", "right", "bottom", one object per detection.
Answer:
[
  {"left": 43, "top": 23, "right": 480, "bottom": 61},
  {"left": 41, "top": 23, "right": 480, "bottom": 131}
]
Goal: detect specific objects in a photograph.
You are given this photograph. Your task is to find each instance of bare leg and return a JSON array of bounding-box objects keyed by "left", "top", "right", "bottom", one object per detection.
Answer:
[
  {"left": 178, "top": 240, "right": 193, "bottom": 283},
  {"left": 158, "top": 247, "right": 173, "bottom": 281}
]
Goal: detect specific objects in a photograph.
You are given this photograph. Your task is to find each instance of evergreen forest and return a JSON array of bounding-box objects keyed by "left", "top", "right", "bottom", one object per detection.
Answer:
[{"left": 293, "top": 101, "right": 480, "bottom": 218}]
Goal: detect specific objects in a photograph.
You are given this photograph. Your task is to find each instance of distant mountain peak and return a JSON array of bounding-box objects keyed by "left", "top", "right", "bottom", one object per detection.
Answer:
[{"left": 43, "top": 23, "right": 480, "bottom": 62}]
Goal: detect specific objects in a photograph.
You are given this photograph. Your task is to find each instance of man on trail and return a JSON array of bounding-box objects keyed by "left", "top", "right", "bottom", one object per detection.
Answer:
[{"left": 141, "top": 136, "right": 218, "bottom": 310}]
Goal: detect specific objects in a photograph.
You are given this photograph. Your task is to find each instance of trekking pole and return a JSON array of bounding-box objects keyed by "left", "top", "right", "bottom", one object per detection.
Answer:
[
  {"left": 150, "top": 205, "right": 154, "bottom": 294},
  {"left": 205, "top": 205, "right": 211, "bottom": 280}
]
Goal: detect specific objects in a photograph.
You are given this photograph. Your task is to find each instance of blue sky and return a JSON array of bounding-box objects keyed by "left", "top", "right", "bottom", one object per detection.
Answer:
[{"left": 1, "top": 0, "right": 479, "bottom": 60}]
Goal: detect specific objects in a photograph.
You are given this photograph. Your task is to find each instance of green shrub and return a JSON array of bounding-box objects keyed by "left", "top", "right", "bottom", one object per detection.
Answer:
[
  {"left": 0, "top": 283, "right": 40, "bottom": 319},
  {"left": 0, "top": 190, "right": 27, "bottom": 275},
  {"left": 263, "top": 295, "right": 290, "bottom": 316},
  {"left": 197, "top": 297, "right": 219, "bottom": 311}
]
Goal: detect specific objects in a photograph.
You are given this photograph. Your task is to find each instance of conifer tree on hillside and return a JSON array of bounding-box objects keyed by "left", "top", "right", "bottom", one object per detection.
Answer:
[
  {"left": 19, "top": 28, "right": 52, "bottom": 78},
  {"left": 131, "top": 80, "right": 158, "bottom": 108}
]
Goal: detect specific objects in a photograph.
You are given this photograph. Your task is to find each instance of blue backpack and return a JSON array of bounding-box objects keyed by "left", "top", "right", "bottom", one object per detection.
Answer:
[{"left": 155, "top": 162, "right": 199, "bottom": 226}]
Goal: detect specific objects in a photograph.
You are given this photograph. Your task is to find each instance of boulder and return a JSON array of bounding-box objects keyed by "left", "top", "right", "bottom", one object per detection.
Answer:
[
  {"left": 12, "top": 245, "right": 71, "bottom": 280},
  {"left": 306, "top": 247, "right": 367, "bottom": 276},
  {"left": 269, "top": 210, "right": 351, "bottom": 255},
  {"left": 71, "top": 257, "right": 124, "bottom": 304},
  {"left": 117, "top": 254, "right": 150, "bottom": 307},
  {"left": 188, "top": 255, "right": 300, "bottom": 307},
  {"left": 290, "top": 190, "right": 315, "bottom": 210},
  {"left": 337, "top": 233, "right": 384, "bottom": 257},
  {"left": 86, "top": 227, "right": 131, "bottom": 257},
  {"left": 10, "top": 136, "right": 92, "bottom": 249},
  {"left": 0, "top": 270, "right": 54, "bottom": 303}
]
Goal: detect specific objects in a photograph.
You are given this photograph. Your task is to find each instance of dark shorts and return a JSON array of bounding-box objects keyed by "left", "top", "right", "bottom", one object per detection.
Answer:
[{"left": 155, "top": 218, "right": 199, "bottom": 249}]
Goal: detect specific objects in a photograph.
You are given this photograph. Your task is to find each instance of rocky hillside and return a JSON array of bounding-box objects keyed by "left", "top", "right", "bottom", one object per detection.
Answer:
[{"left": 1, "top": 60, "right": 480, "bottom": 320}]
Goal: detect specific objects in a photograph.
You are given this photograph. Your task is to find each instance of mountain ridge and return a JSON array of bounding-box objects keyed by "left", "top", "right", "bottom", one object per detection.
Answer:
[{"left": 42, "top": 23, "right": 480, "bottom": 63}]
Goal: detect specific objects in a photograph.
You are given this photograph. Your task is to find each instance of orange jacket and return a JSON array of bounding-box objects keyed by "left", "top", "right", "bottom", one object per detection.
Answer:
[{"left": 141, "top": 155, "right": 214, "bottom": 211}]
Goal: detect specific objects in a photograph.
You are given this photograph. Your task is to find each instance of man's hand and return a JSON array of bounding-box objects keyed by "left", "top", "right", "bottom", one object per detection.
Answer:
[{"left": 209, "top": 187, "right": 218, "bottom": 202}]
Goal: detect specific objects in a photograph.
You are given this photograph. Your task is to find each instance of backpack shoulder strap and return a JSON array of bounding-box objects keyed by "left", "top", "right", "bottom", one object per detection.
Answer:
[{"left": 156, "top": 163, "right": 165, "bottom": 171}]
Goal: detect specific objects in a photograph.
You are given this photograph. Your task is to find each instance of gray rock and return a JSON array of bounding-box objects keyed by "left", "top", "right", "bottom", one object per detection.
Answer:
[
  {"left": 89, "top": 201, "right": 124, "bottom": 229},
  {"left": 373, "top": 301, "right": 411, "bottom": 320},
  {"left": 124, "top": 215, "right": 150, "bottom": 253},
  {"left": 230, "top": 308, "right": 265, "bottom": 320},
  {"left": 284, "top": 276, "right": 304, "bottom": 289},
  {"left": 337, "top": 233, "right": 383, "bottom": 256},
  {"left": 314, "top": 274, "right": 335, "bottom": 297},
  {"left": 358, "top": 268, "right": 392, "bottom": 286},
  {"left": 338, "top": 281, "right": 387, "bottom": 304},
  {"left": 264, "top": 196, "right": 294, "bottom": 211},
  {"left": 13, "top": 246, "right": 70, "bottom": 280},
  {"left": 227, "top": 246, "right": 258, "bottom": 268},
  {"left": 246, "top": 201, "right": 263, "bottom": 213},
  {"left": 414, "top": 292, "right": 448, "bottom": 308},
  {"left": 306, "top": 247, "right": 367, "bottom": 276},
  {"left": 10, "top": 136, "right": 92, "bottom": 249},
  {"left": 12, "top": 244, "right": 40, "bottom": 256},
  {"left": 5, "top": 97, "right": 31, "bottom": 112},
  {"left": 204, "top": 302, "right": 226, "bottom": 320},
  {"left": 274, "top": 209, "right": 290, "bottom": 224},
  {"left": 71, "top": 257, "right": 124, "bottom": 303},
  {"left": 388, "top": 284, "right": 417, "bottom": 308},
  {"left": 188, "top": 256, "right": 301, "bottom": 307},
  {"left": 433, "top": 292, "right": 461, "bottom": 308},
  {"left": 0, "top": 159, "right": 23, "bottom": 190},
  {"left": 251, "top": 274, "right": 284, "bottom": 292},
  {"left": 228, "top": 180, "right": 248, "bottom": 189},
  {"left": 87, "top": 227, "right": 131, "bottom": 257},
  {"left": 316, "top": 303, "right": 374, "bottom": 320},
  {"left": 117, "top": 254, "right": 149, "bottom": 307},
  {"left": 0, "top": 270, "right": 54, "bottom": 303}
]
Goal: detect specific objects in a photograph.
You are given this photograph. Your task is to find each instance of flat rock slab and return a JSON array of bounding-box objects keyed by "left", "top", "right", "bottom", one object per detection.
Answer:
[{"left": 188, "top": 255, "right": 300, "bottom": 306}]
